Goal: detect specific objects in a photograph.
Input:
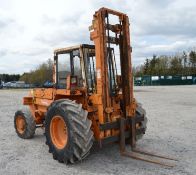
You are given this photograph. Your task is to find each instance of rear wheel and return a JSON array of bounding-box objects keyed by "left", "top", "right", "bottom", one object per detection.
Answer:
[
  {"left": 14, "top": 108, "right": 36, "bottom": 139},
  {"left": 45, "top": 99, "right": 94, "bottom": 164}
]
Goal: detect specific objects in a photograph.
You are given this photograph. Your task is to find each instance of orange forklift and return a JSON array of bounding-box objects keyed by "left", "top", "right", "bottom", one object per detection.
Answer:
[{"left": 14, "top": 7, "right": 176, "bottom": 166}]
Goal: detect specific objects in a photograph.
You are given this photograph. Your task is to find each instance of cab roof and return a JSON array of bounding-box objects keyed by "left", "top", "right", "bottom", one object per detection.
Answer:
[{"left": 54, "top": 44, "right": 94, "bottom": 55}]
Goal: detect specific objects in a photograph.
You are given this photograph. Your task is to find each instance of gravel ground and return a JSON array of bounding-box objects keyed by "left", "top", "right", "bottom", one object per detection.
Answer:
[{"left": 0, "top": 86, "right": 196, "bottom": 175}]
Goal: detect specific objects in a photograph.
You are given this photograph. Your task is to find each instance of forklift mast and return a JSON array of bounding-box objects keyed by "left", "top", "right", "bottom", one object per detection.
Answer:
[{"left": 89, "top": 8, "right": 135, "bottom": 121}]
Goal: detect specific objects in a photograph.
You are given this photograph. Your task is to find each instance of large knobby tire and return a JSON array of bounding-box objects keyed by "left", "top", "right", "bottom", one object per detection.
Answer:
[
  {"left": 14, "top": 108, "right": 36, "bottom": 139},
  {"left": 136, "top": 103, "right": 148, "bottom": 141},
  {"left": 45, "top": 99, "right": 94, "bottom": 164}
]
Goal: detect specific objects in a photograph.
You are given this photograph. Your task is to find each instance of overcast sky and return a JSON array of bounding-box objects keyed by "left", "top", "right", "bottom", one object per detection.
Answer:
[{"left": 0, "top": 0, "right": 196, "bottom": 74}]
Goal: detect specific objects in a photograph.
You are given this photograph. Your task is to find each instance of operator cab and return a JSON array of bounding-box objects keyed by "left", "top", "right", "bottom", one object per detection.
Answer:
[
  {"left": 54, "top": 44, "right": 96, "bottom": 92},
  {"left": 54, "top": 44, "right": 119, "bottom": 95}
]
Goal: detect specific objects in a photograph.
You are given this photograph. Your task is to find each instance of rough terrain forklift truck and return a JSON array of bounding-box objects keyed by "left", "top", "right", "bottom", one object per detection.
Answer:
[{"left": 14, "top": 8, "right": 176, "bottom": 166}]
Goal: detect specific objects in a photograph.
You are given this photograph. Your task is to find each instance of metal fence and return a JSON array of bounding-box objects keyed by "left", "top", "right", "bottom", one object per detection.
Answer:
[{"left": 134, "top": 75, "right": 196, "bottom": 86}]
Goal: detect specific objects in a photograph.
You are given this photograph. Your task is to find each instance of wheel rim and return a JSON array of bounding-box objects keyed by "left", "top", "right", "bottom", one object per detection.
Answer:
[
  {"left": 16, "top": 116, "right": 26, "bottom": 134},
  {"left": 50, "top": 115, "right": 68, "bottom": 149}
]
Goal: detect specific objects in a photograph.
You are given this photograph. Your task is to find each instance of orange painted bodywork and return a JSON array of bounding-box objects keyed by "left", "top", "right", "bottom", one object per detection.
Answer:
[{"left": 23, "top": 88, "right": 85, "bottom": 124}]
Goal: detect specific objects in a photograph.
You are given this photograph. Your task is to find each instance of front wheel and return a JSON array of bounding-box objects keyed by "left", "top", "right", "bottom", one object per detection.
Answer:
[{"left": 45, "top": 99, "right": 94, "bottom": 164}]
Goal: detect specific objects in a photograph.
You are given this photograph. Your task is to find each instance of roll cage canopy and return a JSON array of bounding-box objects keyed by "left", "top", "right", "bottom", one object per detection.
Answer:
[{"left": 54, "top": 44, "right": 95, "bottom": 55}]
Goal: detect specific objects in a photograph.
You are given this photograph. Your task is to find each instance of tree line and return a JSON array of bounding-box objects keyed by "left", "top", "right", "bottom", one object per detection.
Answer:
[
  {"left": 0, "top": 74, "right": 20, "bottom": 82},
  {"left": 133, "top": 50, "right": 196, "bottom": 77},
  {"left": 19, "top": 59, "right": 53, "bottom": 85},
  {"left": 1, "top": 50, "right": 196, "bottom": 84},
  {"left": 0, "top": 59, "right": 53, "bottom": 86}
]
